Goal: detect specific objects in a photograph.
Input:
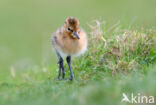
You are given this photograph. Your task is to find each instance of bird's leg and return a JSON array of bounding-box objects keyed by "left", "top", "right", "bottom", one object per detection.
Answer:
[
  {"left": 56, "top": 50, "right": 65, "bottom": 80},
  {"left": 57, "top": 56, "right": 63, "bottom": 80},
  {"left": 61, "top": 58, "right": 65, "bottom": 79},
  {"left": 66, "top": 56, "right": 74, "bottom": 81}
]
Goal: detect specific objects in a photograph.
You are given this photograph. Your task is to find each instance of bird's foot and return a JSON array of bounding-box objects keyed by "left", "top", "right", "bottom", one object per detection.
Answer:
[
  {"left": 57, "top": 77, "right": 61, "bottom": 80},
  {"left": 69, "top": 76, "right": 74, "bottom": 81},
  {"left": 61, "top": 77, "right": 67, "bottom": 80},
  {"left": 57, "top": 77, "right": 67, "bottom": 81}
]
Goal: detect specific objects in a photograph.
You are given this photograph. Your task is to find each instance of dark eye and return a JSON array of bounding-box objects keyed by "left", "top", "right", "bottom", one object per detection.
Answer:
[
  {"left": 68, "top": 28, "right": 73, "bottom": 32},
  {"left": 68, "top": 28, "right": 71, "bottom": 31}
]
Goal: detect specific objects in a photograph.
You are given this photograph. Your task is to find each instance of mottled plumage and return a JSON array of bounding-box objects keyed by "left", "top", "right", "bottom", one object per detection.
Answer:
[{"left": 52, "top": 17, "right": 87, "bottom": 81}]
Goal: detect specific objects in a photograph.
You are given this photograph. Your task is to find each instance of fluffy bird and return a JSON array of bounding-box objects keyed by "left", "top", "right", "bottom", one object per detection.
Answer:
[{"left": 52, "top": 17, "right": 87, "bottom": 81}]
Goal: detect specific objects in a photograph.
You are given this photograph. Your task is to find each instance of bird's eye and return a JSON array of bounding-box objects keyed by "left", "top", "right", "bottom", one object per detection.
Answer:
[
  {"left": 68, "top": 28, "right": 73, "bottom": 32},
  {"left": 68, "top": 28, "right": 71, "bottom": 31}
]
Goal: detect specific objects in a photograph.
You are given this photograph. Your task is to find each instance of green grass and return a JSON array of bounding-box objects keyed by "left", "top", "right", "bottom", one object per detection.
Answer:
[
  {"left": 0, "top": 0, "right": 156, "bottom": 105},
  {"left": 0, "top": 20, "right": 156, "bottom": 105},
  {"left": 0, "top": 67, "right": 156, "bottom": 105}
]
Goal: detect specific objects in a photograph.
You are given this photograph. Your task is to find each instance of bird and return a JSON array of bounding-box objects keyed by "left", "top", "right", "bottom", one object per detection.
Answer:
[{"left": 52, "top": 17, "right": 87, "bottom": 81}]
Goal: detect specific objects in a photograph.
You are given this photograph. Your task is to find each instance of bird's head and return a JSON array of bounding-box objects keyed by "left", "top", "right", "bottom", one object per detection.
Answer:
[{"left": 64, "top": 17, "right": 80, "bottom": 39}]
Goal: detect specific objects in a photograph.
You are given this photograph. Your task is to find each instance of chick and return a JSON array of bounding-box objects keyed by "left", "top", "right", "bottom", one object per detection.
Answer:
[{"left": 52, "top": 17, "right": 87, "bottom": 81}]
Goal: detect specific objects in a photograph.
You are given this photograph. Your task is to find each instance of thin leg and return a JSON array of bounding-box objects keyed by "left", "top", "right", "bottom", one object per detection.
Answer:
[
  {"left": 66, "top": 56, "right": 74, "bottom": 81},
  {"left": 56, "top": 51, "right": 65, "bottom": 80},
  {"left": 57, "top": 56, "right": 63, "bottom": 80},
  {"left": 61, "top": 60, "right": 65, "bottom": 79}
]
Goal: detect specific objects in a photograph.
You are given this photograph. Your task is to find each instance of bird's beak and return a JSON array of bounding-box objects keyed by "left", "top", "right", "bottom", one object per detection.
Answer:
[{"left": 73, "top": 32, "right": 80, "bottom": 39}]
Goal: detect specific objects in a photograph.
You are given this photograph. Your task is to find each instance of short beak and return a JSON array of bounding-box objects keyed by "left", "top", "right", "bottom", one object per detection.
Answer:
[{"left": 73, "top": 32, "right": 80, "bottom": 39}]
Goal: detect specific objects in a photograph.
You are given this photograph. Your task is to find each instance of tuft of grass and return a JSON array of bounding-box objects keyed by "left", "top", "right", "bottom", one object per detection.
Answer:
[{"left": 74, "top": 20, "right": 155, "bottom": 80}]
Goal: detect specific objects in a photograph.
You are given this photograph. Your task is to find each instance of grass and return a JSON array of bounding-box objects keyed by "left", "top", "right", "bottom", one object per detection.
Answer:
[
  {"left": 0, "top": 0, "right": 156, "bottom": 105},
  {"left": 0, "top": 20, "right": 156, "bottom": 105}
]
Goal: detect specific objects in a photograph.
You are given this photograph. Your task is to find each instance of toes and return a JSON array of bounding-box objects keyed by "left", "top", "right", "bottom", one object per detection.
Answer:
[
  {"left": 61, "top": 78, "right": 67, "bottom": 80},
  {"left": 57, "top": 76, "right": 61, "bottom": 80},
  {"left": 69, "top": 77, "right": 74, "bottom": 81}
]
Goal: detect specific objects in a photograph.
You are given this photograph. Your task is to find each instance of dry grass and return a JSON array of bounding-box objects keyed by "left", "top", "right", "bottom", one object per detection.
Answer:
[{"left": 80, "top": 20, "right": 156, "bottom": 76}]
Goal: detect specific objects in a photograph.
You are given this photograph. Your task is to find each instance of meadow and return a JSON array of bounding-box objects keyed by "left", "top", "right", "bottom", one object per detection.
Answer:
[{"left": 0, "top": 0, "right": 156, "bottom": 105}]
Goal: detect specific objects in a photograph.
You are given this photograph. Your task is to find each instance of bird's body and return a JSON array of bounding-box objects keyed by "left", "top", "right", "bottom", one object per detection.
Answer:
[
  {"left": 52, "top": 27, "right": 87, "bottom": 56},
  {"left": 52, "top": 17, "right": 87, "bottom": 81}
]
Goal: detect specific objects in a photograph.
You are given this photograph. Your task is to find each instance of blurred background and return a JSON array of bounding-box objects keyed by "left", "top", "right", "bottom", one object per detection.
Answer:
[{"left": 0, "top": 0, "right": 156, "bottom": 80}]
